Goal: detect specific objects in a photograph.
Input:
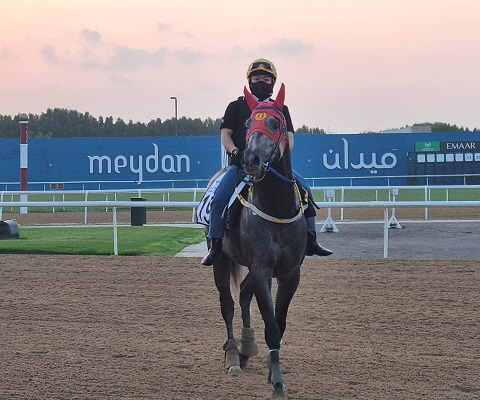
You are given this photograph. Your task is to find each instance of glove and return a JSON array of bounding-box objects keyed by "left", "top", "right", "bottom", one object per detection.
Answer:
[{"left": 230, "top": 149, "right": 244, "bottom": 167}]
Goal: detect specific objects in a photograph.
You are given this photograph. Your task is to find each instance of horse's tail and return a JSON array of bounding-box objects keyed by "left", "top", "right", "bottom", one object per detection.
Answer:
[{"left": 230, "top": 261, "right": 242, "bottom": 287}]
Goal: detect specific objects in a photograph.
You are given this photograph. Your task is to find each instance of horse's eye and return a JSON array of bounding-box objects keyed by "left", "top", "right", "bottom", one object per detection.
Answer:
[
  {"left": 245, "top": 118, "right": 253, "bottom": 130},
  {"left": 266, "top": 116, "right": 280, "bottom": 134}
]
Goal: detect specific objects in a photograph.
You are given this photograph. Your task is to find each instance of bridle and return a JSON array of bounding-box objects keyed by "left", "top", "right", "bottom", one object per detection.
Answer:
[{"left": 245, "top": 103, "right": 294, "bottom": 184}]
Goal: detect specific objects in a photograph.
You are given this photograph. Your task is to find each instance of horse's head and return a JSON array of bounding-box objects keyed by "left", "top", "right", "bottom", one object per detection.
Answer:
[{"left": 242, "top": 83, "right": 288, "bottom": 179}]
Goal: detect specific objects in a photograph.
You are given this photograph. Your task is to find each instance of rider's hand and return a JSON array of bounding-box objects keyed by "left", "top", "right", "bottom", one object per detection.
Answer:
[{"left": 230, "top": 148, "right": 244, "bottom": 167}]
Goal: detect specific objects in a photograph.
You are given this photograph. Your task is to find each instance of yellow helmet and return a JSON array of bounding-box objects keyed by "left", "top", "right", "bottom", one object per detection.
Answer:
[{"left": 246, "top": 58, "right": 277, "bottom": 81}]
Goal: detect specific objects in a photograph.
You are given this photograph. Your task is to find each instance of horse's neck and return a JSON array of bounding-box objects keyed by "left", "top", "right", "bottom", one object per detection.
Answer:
[{"left": 251, "top": 150, "right": 299, "bottom": 218}]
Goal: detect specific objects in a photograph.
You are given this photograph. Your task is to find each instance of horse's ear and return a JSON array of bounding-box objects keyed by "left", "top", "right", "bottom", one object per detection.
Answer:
[
  {"left": 244, "top": 86, "right": 259, "bottom": 111},
  {"left": 273, "top": 83, "right": 285, "bottom": 111}
]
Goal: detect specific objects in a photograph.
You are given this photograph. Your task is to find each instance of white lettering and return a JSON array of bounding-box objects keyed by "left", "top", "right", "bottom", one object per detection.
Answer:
[
  {"left": 322, "top": 139, "right": 398, "bottom": 170},
  {"left": 88, "top": 155, "right": 111, "bottom": 173},
  {"left": 323, "top": 149, "right": 341, "bottom": 170},
  {"left": 162, "top": 155, "right": 176, "bottom": 173},
  {"left": 129, "top": 155, "right": 143, "bottom": 184},
  {"left": 146, "top": 143, "right": 158, "bottom": 173},
  {"left": 175, "top": 154, "right": 190, "bottom": 172},
  {"left": 114, "top": 156, "right": 127, "bottom": 173},
  {"left": 87, "top": 143, "right": 191, "bottom": 183}
]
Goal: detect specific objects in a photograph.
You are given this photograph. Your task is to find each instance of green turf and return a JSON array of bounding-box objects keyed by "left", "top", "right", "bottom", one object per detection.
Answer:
[
  {"left": 311, "top": 187, "right": 480, "bottom": 202},
  {"left": 0, "top": 226, "right": 205, "bottom": 256}
]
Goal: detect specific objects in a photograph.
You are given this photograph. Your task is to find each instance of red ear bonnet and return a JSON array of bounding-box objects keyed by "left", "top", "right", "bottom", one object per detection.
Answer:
[
  {"left": 244, "top": 84, "right": 288, "bottom": 154},
  {"left": 273, "top": 83, "right": 285, "bottom": 111},
  {"left": 244, "top": 86, "right": 259, "bottom": 111}
]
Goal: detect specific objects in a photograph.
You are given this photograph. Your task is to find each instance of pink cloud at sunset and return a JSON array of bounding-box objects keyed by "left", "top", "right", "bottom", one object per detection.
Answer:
[{"left": 1, "top": 0, "right": 479, "bottom": 133}]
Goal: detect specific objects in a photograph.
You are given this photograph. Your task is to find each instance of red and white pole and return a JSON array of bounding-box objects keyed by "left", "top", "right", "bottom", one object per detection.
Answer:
[{"left": 19, "top": 113, "right": 29, "bottom": 213}]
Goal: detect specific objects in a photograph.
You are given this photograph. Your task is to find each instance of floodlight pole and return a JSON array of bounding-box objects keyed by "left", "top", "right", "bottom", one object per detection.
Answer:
[{"left": 170, "top": 96, "right": 178, "bottom": 136}]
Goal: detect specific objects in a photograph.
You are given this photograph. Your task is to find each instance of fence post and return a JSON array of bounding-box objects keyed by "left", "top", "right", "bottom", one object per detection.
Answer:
[
  {"left": 84, "top": 191, "right": 89, "bottom": 224},
  {"left": 383, "top": 207, "right": 389, "bottom": 258},
  {"left": 113, "top": 207, "right": 118, "bottom": 255}
]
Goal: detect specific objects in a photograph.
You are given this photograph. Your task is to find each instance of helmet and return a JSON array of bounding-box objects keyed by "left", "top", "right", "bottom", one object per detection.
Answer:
[{"left": 246, "top": 58, "right": 277, "bottom": 81}]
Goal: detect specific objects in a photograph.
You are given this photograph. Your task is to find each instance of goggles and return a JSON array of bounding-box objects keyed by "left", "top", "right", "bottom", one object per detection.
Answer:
[{"left": 247, "top": 59, "right": 277, "bottom": 79}]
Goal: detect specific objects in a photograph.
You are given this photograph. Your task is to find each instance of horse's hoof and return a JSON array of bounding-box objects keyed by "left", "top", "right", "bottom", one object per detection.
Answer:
[
  {"left": 272, "top": 382, "right": 285, "bottom": 398},
  {"left": 228, "top": 365, "right": 241, "bottom": 376}
]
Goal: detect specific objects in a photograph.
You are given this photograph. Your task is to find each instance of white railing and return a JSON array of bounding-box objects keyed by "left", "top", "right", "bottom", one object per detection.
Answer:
[
  {"left": 1, "top": 200, "right": 480, "bottom": 258},
  {"left": 314, "top": 184, "right": 480, "bottom": 220},
  {"left": 0, "top": 188, "right": 205, "bottom": 222},
  {"left": 2, "top": 172, "right": 480, "bottom": 191}
]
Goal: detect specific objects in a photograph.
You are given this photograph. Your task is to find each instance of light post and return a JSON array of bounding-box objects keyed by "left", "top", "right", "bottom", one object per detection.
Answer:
[{"left": 170, "top": 96, "right": 178, "bottom": 136}]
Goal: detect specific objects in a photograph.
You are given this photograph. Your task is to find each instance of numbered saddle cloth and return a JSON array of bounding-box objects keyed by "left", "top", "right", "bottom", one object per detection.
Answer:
[{"left": 196, "top": 173, "right": 248, "bottom": 227}]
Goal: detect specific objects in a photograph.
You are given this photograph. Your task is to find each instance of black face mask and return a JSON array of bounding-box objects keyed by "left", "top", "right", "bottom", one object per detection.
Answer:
[{"left": 250, "top": 81, "right": 273, "bottom": 101}]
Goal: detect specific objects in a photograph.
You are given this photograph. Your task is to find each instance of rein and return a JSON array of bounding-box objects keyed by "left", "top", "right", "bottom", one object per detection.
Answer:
[{"left": 262, "top": 163, "right": 295, "bottom": 184}]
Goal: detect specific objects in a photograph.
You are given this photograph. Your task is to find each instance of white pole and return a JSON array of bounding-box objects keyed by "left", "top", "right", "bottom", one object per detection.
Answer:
[
  {"left": 113, "top": 207, "right": 118, "bottom": 256},
  {"left": 383, "top": 207, "right": 389, "bottom": 258},
  {"left": 424, "top": 187, "right": 428, "bottom": 220},
  {"left": 84, "top": 191, "right": 88, "bottom": 224},
  {"left": 341, "top": 187, "right": 344, "bottom": 221}
]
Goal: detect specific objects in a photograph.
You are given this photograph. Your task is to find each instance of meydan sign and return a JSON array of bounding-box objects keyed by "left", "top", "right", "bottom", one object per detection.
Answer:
[
  {"left": 322, "top": 138, "right": 398, "bottom": 173},
  {"left": 87, "top": 143, "right": 190, "bottom": 184}
]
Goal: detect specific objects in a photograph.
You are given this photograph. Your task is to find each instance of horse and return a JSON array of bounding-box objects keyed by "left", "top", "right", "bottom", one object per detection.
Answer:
[{"left": 206, "top": 83, "right": 307, "bottom": 398}]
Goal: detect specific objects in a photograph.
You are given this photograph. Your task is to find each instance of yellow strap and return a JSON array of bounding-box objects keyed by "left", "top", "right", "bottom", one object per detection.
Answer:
[{"left": 235, "top": 185, "right": 303, "bottom": 224}]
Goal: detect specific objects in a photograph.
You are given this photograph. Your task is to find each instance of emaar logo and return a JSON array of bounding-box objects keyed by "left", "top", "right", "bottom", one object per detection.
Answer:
[{"left": 87, "top": 143, "right": 190, "bottom": 184}]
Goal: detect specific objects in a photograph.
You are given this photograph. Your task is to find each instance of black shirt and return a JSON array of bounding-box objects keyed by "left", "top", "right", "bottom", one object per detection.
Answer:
[{"left": 220, "top": 96, "right": 294, "bottom": 151}]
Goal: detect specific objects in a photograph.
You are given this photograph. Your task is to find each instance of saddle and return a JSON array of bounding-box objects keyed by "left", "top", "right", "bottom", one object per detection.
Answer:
[
  {"left": 195, "top": 173, "right": 250, "bottom": 228},
  {"left": 196, "top": 173, "right": 313, "bottom": 229}
]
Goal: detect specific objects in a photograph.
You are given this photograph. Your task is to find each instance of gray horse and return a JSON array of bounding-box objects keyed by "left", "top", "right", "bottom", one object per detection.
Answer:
[{"left": 206, "top": 84, "right": 307, "bottom": 398}]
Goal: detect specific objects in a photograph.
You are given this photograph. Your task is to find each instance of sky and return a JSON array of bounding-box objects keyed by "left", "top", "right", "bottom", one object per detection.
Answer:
[{"left": 1, "top": 0, "right": 480, "bottom": 133}]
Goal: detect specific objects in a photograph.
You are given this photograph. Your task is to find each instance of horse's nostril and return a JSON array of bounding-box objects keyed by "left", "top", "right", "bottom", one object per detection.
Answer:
[{"left": 245, "top": 152, "right": 260, "bottom": 169}]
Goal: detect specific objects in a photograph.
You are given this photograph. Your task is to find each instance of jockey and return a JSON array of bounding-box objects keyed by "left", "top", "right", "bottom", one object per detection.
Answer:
[{"left": 202, "top": 58, "right": 333, "bottom": 266}]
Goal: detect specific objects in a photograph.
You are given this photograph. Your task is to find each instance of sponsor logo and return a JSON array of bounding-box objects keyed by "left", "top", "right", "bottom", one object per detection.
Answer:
[{"left": 415, "top": 141, "right": 440, "bottom": 152}]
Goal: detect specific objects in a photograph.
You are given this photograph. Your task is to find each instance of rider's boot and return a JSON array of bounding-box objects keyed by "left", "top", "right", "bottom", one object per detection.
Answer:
[
  {"left": 306, "top": 230, "right": 333, "bottom": 257},
  {"left": 202, "top": 238, "right": 223, "bottom": 266}
]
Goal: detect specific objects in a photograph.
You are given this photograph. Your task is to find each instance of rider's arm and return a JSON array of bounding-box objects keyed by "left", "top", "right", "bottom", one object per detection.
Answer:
[
  {"left": 288, "top": 131, "right": 294, "bottom": 150},
  {"left": 221, "top": 128, "right": 238, "bottom": 154}
]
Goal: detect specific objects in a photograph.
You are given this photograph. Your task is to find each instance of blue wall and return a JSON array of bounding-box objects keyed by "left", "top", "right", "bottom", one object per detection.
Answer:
[{"left": 1, "top": 133, "right": 480, "bottom": 189}]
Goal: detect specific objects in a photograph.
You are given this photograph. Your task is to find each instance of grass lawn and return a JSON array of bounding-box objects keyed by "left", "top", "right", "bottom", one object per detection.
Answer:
[{"left": 0, "top": 226, "right": 205, "bottom": 256}]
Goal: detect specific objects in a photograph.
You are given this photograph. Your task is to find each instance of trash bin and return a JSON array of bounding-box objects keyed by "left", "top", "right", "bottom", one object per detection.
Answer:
[{"left": 130, "top": 197, "right": 147, "bottom": 226}]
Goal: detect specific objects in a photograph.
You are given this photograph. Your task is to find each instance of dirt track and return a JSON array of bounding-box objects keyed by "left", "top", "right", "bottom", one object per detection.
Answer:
[
  {"left": 1, "top": 255, "right": 479, "bottom": 399},
  {"left": 1, "top": 210, "right": 479, "bottom": 399}
]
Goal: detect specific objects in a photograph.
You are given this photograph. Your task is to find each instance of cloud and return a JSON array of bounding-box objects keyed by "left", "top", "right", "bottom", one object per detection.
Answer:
[
  {"left": 109, "top": 74, "right": 131, "bottom": 84},
  {"left": 106, "top": 45, "right": 167, "bottom": 70},
  {"left": 0, "top": 46, "right": 14, "bottom": 60},
  {"left": 157, "top": 23, "right": 172, "bottom": 31},
  {"left": 81, "top": 29, "right": 102, "bottom": 45},
  {"left": 262, "top": 38, "right": 315, "bottom": 56},
  {"left": 40, "top": 44, "right": 60, "bottom": 64},
  {"left": 175, "top": 48, "right": 203, "bottom": 64}
]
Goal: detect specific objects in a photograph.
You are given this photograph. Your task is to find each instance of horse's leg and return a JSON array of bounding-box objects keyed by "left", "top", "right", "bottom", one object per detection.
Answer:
[
  {"left": 251, "top": 269, "right": 285, "bottom": 396},
  {"left": 213, "top": 254, "right": 241, "bottom": 375},
  {"left": 239, "top": 273, "right": 258, "bottom": 367},
  {"left": 274, "top": 268, "right": 301, "bottom": 338}
]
